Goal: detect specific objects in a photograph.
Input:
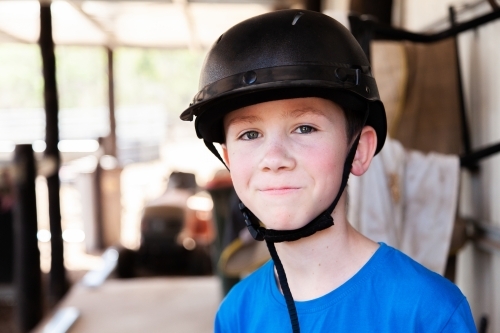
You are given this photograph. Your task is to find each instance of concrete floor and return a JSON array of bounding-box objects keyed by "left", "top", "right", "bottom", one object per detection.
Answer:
[{"left": 32, "top": 277, "right": 221, "bottom": 333}]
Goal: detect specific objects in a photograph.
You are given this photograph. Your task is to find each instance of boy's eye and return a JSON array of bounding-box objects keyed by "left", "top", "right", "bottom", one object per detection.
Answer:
[
  {"left": 295, "top": 125, "right": 315, "bottom": 134},
  {"left": 241, "top": 131, "right": 260, "bottom": 140}
]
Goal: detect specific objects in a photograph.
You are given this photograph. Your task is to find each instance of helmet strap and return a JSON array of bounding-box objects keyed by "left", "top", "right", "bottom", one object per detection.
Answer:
[
  {"left": 266, "top": 240, "right": 301, "bottom": 333},
  {"left": 202, "top": 135, "right": 349, "bottom": 242},
  {"left": 239, "top": 133, "right": 361, "bottom": 243},
  {"left": 204, "top": 140, "right": 229, "bottom": 171}
]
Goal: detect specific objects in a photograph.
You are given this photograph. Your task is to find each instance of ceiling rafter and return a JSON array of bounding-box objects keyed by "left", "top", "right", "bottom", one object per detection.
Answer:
[
  {"left": 67, "top": 0, "right": 116, "bottom": 47},
  {"left": 0, "top": 1, "right": 274, "bottom": 48},
  {"left": 173, "top": 0, "right": 201, "bottom": 50},
  {"left": 0, "top": 27, "right": 31, "bottom": 44}
]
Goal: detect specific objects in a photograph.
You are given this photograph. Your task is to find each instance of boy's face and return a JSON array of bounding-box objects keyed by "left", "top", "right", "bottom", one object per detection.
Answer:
[{"left": 222, "top": 97, "right": 349, "bottom": 231}]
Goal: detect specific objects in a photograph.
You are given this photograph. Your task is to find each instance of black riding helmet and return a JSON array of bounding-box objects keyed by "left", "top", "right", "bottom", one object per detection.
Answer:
[
  {"left": 180, "top": 9, "right": 387, "bottom": 333},
  {"left": 180, "top": 10, "right": 386, "bottom": 152}
]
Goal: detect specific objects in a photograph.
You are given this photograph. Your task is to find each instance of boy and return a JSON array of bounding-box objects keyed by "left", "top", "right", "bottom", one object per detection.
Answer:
[{"left": 180, "top": 9, "right": 476, "bottom": 332}]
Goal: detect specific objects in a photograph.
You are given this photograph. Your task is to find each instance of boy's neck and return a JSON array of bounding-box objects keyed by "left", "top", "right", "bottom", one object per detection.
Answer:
[{"left": 273, "top": 198, "right": 379, "bottom": 301}]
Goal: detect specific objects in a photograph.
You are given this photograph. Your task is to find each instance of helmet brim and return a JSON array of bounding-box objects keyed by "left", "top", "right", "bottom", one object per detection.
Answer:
[{"left": 187, "top": 82, "right": 386, "bottom": 155}]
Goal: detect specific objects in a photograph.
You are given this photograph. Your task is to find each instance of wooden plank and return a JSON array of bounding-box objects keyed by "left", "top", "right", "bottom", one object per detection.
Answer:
[{"left": 33, "top": 277, "right": 221, "bottom": 333}]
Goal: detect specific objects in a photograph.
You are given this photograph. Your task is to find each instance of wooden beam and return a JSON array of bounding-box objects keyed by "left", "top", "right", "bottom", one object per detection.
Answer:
[
  {"left": 106, "top": 47, "right": 117, "bottom": 157},
  {"left": 13, "top": 145, "right": 43, "bottom": 332},
  {"left": 68, "top": 1, "right": 118, "bottom": 155},
  {"left": 170, "top": 0, "right": 200, "bottom": 49},
  {"left": 67, "top": 0, "right": 116, "bottom": 47},
  {"left": 0, "top": 27, "right": 30, "bottom": 44},
  {"left": 304, "top": 0, "right": 321, "bottom": 12},
  {"left": 39, "top": 2, "right": 68, "bottom": 305},
  {"left": 350, "top": 0, "right": 393, "bottom": 26}
]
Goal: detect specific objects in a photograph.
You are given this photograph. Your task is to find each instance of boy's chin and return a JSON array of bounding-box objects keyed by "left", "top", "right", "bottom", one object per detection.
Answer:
[{"left": 257, "top": 211, "right": 314, "bottom": 231}]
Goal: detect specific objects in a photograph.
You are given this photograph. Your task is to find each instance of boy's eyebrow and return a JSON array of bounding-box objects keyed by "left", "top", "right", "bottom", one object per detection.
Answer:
[
  {"left": 285, "top": 107, "right": 327, "bottom": 118},
  {"left": 226, "top": 115, "right": 262, "bottom": 127},
  {"left": 227, "top": 107, "right": 326, "bottom": 127}
]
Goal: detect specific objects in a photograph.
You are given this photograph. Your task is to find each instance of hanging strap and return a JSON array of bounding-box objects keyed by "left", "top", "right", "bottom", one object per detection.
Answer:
[
  {"left": 204, "top": 139, "right": 229, "bottom": 171},
  {"left": 266, "top": 240, "right": 300, "bottom": 333}
]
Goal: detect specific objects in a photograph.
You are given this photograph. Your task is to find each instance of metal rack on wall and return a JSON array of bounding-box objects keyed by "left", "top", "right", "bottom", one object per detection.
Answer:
[
  {"left": 349, "top": 3, "right": 500, "bottom": 168},
  {"left": 349, "top": 5, "right": 500, "bottom": 332},
  {"left": 348, "top": 2, "right": 500, "bottom": 235}
]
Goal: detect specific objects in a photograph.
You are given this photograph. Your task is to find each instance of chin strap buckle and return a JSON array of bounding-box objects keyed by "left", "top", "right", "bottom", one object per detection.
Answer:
[
  {"left": 247, "top": 225, "right": 265, "bottom": 241},
  {"left": 239, "top": 202, "right": 265, "bottom": 241}
]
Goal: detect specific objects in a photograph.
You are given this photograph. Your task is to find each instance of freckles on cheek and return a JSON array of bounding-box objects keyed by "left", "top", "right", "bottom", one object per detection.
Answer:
[
  {"left": 228, "top": 151, "right": 253, "bottom": 194},
  {"left": 309, "top": 145, "right": 343, "bottom": 184},
  {"left": 311, "top": 145, "right": 337, "bottom": 168}
]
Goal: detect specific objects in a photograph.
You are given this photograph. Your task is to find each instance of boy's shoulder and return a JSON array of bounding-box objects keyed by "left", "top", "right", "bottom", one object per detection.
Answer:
[
  {"left": 221, "top": 259, "right": 274, "bottom": 307},
  {"left": 215, "top": 260, "right": 276, "bottom": 332},
  {"left": 215, "top": 244, "right": 476, "bottom": 333},
  {"left": 369, "top": 244, "right": 476, "bottom": 332},
  {"left": 376, "top": 243, "right": 463, "bottom": 300},
  {"left": 221, "top": 243, "right": 466, "bottom": 306}
]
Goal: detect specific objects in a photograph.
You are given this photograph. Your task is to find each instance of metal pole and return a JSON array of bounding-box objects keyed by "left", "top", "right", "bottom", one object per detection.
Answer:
[
  {"left": 106, "top": 47, "right": 117, "bottom": 157},
  {"left": 449, "top": 6, "right": 474, "bottom": 161},
  {"left": 350, "top": 0, "right": 394, "bottom": 26},
  {"left": 94, "top": 161, "right": 105, "bottom": 250},
  {"left": 348, "top": 9, "right": 500, "bottom": 43},
  {"left": 304, "top": 0, "right": 322, "bottom": 12},
  {"left": 13, "top": 145, "right": 43, "bottom": 332},
  {"left": 39, "top": 2, "right": 68, "bottom": 304}
]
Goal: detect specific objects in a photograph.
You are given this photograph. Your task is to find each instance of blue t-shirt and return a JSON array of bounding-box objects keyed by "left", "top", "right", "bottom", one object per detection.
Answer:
[{"left": 215, "top": 243, "right": 476, "bottom": 332}]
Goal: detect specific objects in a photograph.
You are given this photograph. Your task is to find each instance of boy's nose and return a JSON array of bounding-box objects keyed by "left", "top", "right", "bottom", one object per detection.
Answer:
[{"left": 257, "top": 139, "right": 296, "bottom": 172}]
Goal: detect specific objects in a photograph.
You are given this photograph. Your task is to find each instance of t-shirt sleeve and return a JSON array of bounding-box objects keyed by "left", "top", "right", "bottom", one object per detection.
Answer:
[
  {"left": 440, "top": 298, "right": 477, "bottom": 333},
  {"left": 214, "top": 309, "right": 227, "bottom": 333},
  {"left": 214, "top": 297, "right": 237, "bottom": 333}
]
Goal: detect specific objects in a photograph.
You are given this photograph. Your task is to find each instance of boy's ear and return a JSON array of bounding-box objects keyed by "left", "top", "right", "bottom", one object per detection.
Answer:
[
  {"left": 351, "top": 126, "right": 378, "bottom": 176},
  {"left": 221, "top": 143, "right": 230, "bottom": 168}
]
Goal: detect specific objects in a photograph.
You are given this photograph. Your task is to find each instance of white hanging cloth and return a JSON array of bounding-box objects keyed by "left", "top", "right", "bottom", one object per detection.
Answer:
[{"left": 348, "top": 138, "right": 460, "bottom": 275}]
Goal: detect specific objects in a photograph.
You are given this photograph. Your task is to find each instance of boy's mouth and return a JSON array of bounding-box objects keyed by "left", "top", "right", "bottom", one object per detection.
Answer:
[{"left": 259, "top": 187, "right": 301, "bottom": 195}]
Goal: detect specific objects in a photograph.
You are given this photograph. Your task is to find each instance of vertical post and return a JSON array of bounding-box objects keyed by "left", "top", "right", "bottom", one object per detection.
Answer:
[
  {"left": 349, "top": 0, "right": 394, "bottom": 26},
  {"left": 449, "top": 6, "right": 474, "bottom": 159},
  {"left": 13, "top": 145, "right": 43, "bottom": 332},
  {"left": 0, "top": 171, "right": 14, "bottom": 283},
  {"left": 304, "top": 0, "right": 322, "bottom": 12},
  {"left": 39, "top": 2, "right": 68, "bottom": 304},
  {"left": 94, "top": 160, "right": 105, "bottom": 250},
  {"left": 106, "top": 47, "right": 117, "bottom": 157},
  {"left": 348, "top": 14, "right": 373, "bottom": 61},
  {"left": 348, "top": 0, "right": 394, "bottom": 63}
]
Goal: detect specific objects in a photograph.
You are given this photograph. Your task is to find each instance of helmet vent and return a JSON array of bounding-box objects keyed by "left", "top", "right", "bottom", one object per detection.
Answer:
[
  {"left": 216, "top": 34, "right": 223, "bottom": 44},
  {"left": 291, "top": 12, "right": 304, "bottom": 25}
]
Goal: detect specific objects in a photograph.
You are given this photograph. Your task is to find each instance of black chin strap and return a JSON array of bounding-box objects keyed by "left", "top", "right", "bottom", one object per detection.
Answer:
[
  {"left": 204, "top": 140, "right": 229, "bottom": 171},
  {"left": 239, "top": 133, "right": 361, "bottom": 243},
  {"left": 204, "top": 134, "right": 361, "bottom": 243},
  {"left": 266, "top": 240, "right": 301, "bottom": 332}
]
